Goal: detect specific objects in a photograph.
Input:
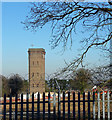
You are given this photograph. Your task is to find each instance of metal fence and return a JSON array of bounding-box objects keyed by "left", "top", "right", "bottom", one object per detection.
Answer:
[{"left": 1, "top": 91, "right": 112, "bottom": 120}]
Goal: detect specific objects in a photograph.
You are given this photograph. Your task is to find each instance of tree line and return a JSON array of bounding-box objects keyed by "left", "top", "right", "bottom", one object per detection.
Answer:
[
  {"left": 1, "top": 66, "right": 112, "bottom": 96},
  {"left": 45, "top": 67, "right": 112, "bottom": 93},
  {"left": 1, "top": 74, "right": 28, "bottom": 96}
]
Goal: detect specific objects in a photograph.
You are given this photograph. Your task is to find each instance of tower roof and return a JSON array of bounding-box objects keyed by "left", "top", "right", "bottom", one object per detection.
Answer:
[{"left": 28, "top": 48, "right": 45, "bottom": 52}]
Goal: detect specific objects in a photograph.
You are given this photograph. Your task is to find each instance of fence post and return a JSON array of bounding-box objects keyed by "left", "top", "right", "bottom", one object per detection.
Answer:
[
  {"left": 93, "top": 92, "right": 95, "bottom": 120},
  {"left": 107, "top": 91, "right": 110, "bottom": 119},
  {"left": 37, "top": 92, "right": 40, "bottom": 119},
  {"left": 98, "top": 92, "right": 100, "bottom": 120},
  {"left": 88, "top": 92, "right": 90, "bottom": 120},
  {"left": 63, "top": 92, "right": 65, "bottom": 120},
  {"left": 83, "top": 92, "right": 85, "bottom": 120},
  {"left": 3, "top": 94, "right": 6, "bottom": 120},
  {"left": 26, "top": 93, "right": 29, "bottom": 120},
  {"left": 53, "top": 92, "right": 56, "bottom": 120},
  {"left": 32, "top": 93, "right": 34, "bottom": 120},
  {"left": 9, "top": 94, "right": 12, "bottom": 120},
  {"left": 48, "top": 92, "right": 50, "bottom": 119},
  {"left": 102, "top": 91, "right": 105, "bottom": 119},
  {"left": 58, "top": 92, "right": 61, "bottom": 120},
  {"left": 73, "top": 92, "right": 75, "bottom": 119},
  {"left": 78, "top": 92, "right": 80, "bottom": 120},
  {"left": 21, "top": 93, "right": 23, "bottom": 120},
  {"left": 68, "top": 92, "right": 70, "bottom": 119},
  {"left": 15, "top": 93, "right": 18, "bottom": 120},
  {"left": 43, "top": 92, "right": 45, "bottom": 120}
]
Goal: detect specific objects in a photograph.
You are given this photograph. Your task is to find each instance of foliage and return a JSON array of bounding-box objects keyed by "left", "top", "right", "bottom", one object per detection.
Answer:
[
  {"left": 22, "top": 80, "right": 29, "bottom": 93},
  {"left": 46, "top": 78, "right": 70, "bottom": 92},
  {"left": 1, "top": 74, "right": 29, "bottom": 96},
  {"left": 70, "top": 68, "right": 91, "bottom": 92},
  {"left": 23, "top": 2, "right": 112, "bottom": 75},
  {"left": 90, "top": 65, "right": 112, "bottom": 88},
  {"left": 2, "top": 75, "right": 10, "bottom": 96},
  {"left": 8, "top": 74, "right": 24, "bottom": 96}
]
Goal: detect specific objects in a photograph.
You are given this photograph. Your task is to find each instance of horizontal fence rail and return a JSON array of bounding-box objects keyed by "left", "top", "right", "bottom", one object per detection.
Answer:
[{"left": 1, "top": 91, "right": 112, "bottom": 120}]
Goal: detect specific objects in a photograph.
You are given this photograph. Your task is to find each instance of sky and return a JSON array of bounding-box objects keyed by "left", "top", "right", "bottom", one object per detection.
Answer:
[{"left": 1, "top": 2, "right": 109, "bottom": 79}]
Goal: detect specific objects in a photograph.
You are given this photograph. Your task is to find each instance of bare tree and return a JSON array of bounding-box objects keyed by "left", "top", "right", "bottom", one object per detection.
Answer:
[
  {"left": 90, "top": 65, "right": 112, "bottom": 88},
  {"left": 23, "top": 2, "right": 112, "bottom": 74}
]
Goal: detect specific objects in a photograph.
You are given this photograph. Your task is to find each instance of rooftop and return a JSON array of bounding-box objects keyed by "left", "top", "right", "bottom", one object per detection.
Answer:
[{"left": 28, "top": 48, "right": 45, "bottom": 52}]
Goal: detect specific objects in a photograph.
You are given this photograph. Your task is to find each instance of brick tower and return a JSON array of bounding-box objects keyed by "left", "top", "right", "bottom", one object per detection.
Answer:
[{"left": 28, "top": 48, "right": 45, "bottom": 94}]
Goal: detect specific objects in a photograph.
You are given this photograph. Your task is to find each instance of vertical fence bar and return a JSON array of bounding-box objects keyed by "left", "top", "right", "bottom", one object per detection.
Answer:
[
  {"left": 98, "top": 92, "right": 100, "bottom": 120},
  {"left": 53, "top": 92, "right": 56, "bottom": 120},
  {"left": 88, "top": 92, "right": 90, "bottom": 120},
  {"left": 21, "top": 93, "right": 23, "bottom": 120},
  {"left": 43, "top": 92, "right": 45, "bottom": 120},
  {"left": 48, "top": 92, "right": 50, "bottom": 119},
  {"left": 73, "top": 92, "right": 75, "bottom": 119},
  {"left": 63, "top": 92, "right": 65, "bottom": 120},
  {"left": 26, "top": 93, "right": 29, "bottom": 120},
  {"left": 107, "top": 91, "right": 110, "bottom": 119},
  {"left": 15, "top": 94, "right": 18, "bottom": 120},
  {"left": 32, "top": 93, "right": 34, "bottom": 120},
  {"left": 83, "top": 92, "right": 85, "bottom": 120},
  {"left": 9, "top": 94, "right": 12, "bottom": 120},
  {"left": 93, "top": 92, "right": 95, "bottom": 120},
  {"left": 58, "top": 92, "right": 61, "bottom": 120},
  {"left": 3, "top": 94, "right": 6, "bottom": 120},
  {"left": 37, "top": 92, "right": 40, "bottom": 119},
  {"left": 68, "top": 92, "right": 70, "bottom": 119},
  {"left": 102, "top": 91, "right": 105, "bottom": 119},
  {"left": 78, "top": 92, "right": 80, "bottom": 120}
]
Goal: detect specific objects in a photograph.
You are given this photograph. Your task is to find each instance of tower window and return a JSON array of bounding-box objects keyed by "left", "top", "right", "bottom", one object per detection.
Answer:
[
  {"left": 32, "top": 73, "right": 34, "bottom": 77},
  {"left": 37, "top": 84, "right": 39, "bottom": 87},
  {"left": 37, "top": 61, "right": 39, "bottom": 65},
  {"left": 33, "top": 61, "right": 34, "bottom": 65},
  {"left": 32, "top": 84, "right": 34, "bottom": 87},
  {"left": 37, "top": 73, "right": 39, "bottom": 77}
]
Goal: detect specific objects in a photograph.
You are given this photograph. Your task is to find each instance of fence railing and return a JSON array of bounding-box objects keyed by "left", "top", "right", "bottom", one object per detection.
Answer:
[{"left": 0, "top": 91, "right": 112, "bottom": 119}]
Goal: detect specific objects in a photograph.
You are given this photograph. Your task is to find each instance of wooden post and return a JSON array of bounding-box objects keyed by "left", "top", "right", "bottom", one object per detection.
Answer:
[
  {"left": 32, "top": 93, "right": 34, "bottom": 120},
  {"left": 88, "top": 92, "right": 90, "bottom": 120},
  {"left": 48, "top": 92, "right": 50, "bottom": 119},
  {"left": 83, "top": 92, "right": 85, "bottom": 120},
  {"left": 63, "top": 92, "right": 65, "bottom": 120},
  {"left": 3, "top": 94, "right": 6, "bottom": 120},
  {"left": 53, "top": 92, "right": 56, "bottom": 120},
  {"left": 15, "top": 94, "right": 18, "bottom": 120},
  {"left": 20, "top": 93, "right": 23, "bottom": 120},
  {"left": 9, "top": 94, "right": 12, "bottom": 120},
  {"left": 58, "top": 92, "right": 61, "bottom": 120},
  {"left": 78, "top": 92, "right": 80, "bottom": 120},
  {"left": 37, "top": 92, "right": 40, "bottom": 119},
  {"left": 73, "top": 92, "right": 75, "bottom": 119},
  {"left": 26, "top": 93, "right": 29, "bottom": 120},
  {"left": 68, "top": 92, "right": 70, "bottom": 119},
  {"left": 43, "top": 92, "right": 45, "bottom": 120}
]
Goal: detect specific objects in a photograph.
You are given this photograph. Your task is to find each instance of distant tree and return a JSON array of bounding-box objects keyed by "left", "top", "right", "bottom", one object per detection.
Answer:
[
  {"left": 90, "top": 65, "right": 112, "bottom": 89},
  {"left": 1, "top": 75, "right": 10, "bottom": 96},
  {"left": 71, "top": 68, "right": 91, "bottom": 93},
  {"left": 8, "top": 74, "right": 24, "bottom": 96},
  {"left": 45, "top": 80, "right": 50, "bottom": 92},
  {"left": 23, "top": 2, "right": 112, "bottom": 75},
  {"left": 21, "top": 80, "right": 29, "bottom": 93}
]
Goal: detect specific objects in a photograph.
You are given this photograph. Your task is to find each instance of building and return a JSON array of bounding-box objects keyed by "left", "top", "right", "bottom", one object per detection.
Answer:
[{"left": 28, "top": 48, "right": 46, "bottom": 93}]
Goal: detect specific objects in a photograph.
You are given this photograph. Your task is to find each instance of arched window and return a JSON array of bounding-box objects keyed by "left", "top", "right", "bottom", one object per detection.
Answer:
[{"left": 33, "top": 61, "right": 34, "bottom": 65}]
